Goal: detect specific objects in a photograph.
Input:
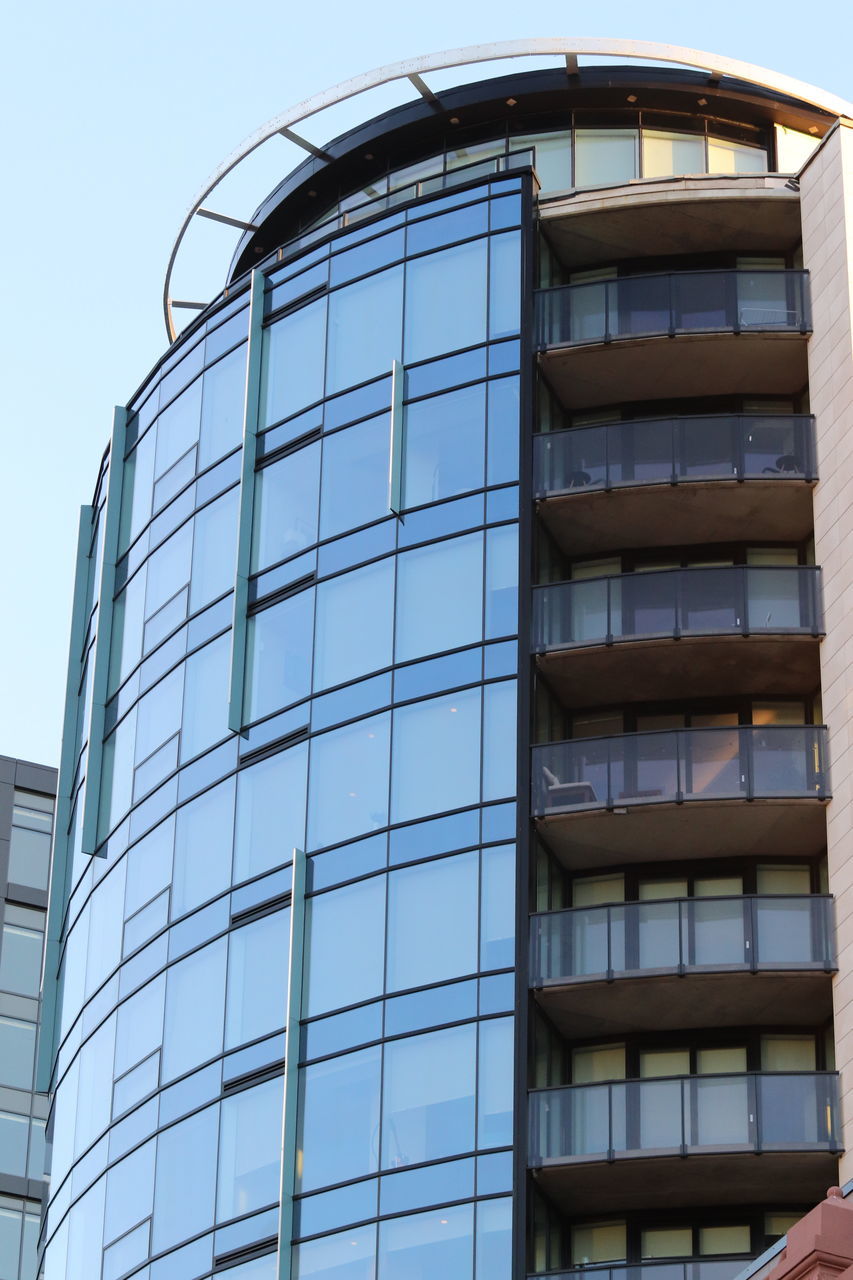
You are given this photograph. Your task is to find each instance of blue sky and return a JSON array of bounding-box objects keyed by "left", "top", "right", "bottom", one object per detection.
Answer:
[{"left": 1, "top": 0, "right": 850, "bottom": 765}]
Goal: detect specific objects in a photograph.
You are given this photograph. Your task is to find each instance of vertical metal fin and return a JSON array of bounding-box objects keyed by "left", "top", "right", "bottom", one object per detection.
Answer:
[{"left": 228, "top": 268, "right": 266, "bottom": 733}]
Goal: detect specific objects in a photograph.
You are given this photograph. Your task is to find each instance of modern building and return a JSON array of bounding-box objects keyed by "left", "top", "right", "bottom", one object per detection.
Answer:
[
  {"left": 0, "top": 754, "right": 56, "bottom": 1279},
  {"left": 36, "top": 37, "right": 853, "bottom": 1280}
]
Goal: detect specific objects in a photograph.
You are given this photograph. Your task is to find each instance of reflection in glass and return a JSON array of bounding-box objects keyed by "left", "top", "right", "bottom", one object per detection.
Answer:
[
  {"left": 405, "top": 241, "right": 487, "bottom": 364},
  {"left": 161, "top": 937, "right": 227, "bottom": 1082},
  {"left": 246, "top": 588, "right": 315, "bottom": 722},
  {"left": 252, "top": 442, "right": 321, "bottom": 572},
  {"left": 308, "top": 714, "right": 391, "bottom": 849},
  {"left": 386, "top": 851, "right": 478, "bottom": 991},
  {"left": 263, "top": 299, "right": 327, "bottom": 425},
  {"left": 234, "top": 743, "right": 308, "bottom": 882},
  {"left": 391, "top": 690, "right": 481, "bottom": 824},
  {"left": 319, "top": 415, "right": 390, "bottom": 542},
  {"left": 381, "top": 1024, "right": 476, "bottom": 1166},
  {"left": 298, "top": 1047, "right": 381, "bottom": 1191},
  {"left": 172, "top": 777, "right": 235, "bottom": 917},
  {"left": 327, "top": 266, "right": 404, "bottom": 395},
  {"left": 378, "top": 1203, "right": 474, "bottom": 1280},
  {"left": 152, "top": 1103, "right": 219, "bottom": 1252},
  {"left": 190, "top": 486, "right": 239, "bottom": 610},
  {"left": 226, "top": 909, "right": 290, "bottom": 1048},
  {"left": 395, "top": 533, "right": 483, "bottom": 663},
  {"left": 314, "top": 559, "right": 394, "bottom": 690},
  {"left": 305, "top": 876, "right": 385, "bottom": 1015},
  {"left": 404, "top": 385, "right": 485, "bottom": 508},
  {"left": 200, "top": 344, "right": 246, "bottom": 468},
  {"left": 217, "top": 1077, "right": 284, "bottom": 1221}
]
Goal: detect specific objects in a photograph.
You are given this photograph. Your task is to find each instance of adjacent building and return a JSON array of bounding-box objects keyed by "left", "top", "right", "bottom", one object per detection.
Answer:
[
  {"left": 0, "top": 755, "right": 56, "bottom": 1279},
  {"left": 36, "top": 39, "right": 853, "bottom": 1280}
]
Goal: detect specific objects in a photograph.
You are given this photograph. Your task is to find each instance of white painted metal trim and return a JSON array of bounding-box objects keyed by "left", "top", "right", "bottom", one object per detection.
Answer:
[{"left": 164, "top": 38, "right": 853, "bottom": 339}]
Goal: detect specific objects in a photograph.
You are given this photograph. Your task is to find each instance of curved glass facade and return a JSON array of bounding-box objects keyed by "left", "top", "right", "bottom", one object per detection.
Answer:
[
  {"left": 41, "top": 53, "right": 848, "bottom": 1280},
  {"left": 41, "top": 173, "right": 524, "bottom": 1280}
]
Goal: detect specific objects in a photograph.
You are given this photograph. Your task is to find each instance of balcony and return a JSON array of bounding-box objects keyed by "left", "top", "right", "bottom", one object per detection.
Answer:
[
  {"left": 540, "top": 173, "right": 802, "bottom": 271},
  {"left": 534, "top": 567, "right": 823, "bottom": 704},
  {"left": 534, "top": 726, "right": 828, "bottom": 866},
  {"left": 529, "top": 1260, "right": 752, "bottom": 1280},
  {"left": 537, "top": 272, "right": 811, "bottom": 409},
  {"left": 531, "top": 896, "right": 835, "bottom": 1038},
  {"left": 535, "top": 416, "right": 816, "bottom": 556},
  {"left": 529, "top": 1072, "right": 840, "bottom": 1212}
]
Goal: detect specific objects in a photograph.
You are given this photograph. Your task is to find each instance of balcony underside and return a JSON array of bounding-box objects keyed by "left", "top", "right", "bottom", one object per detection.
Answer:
[
  {"left": 537, "top": 634, "right": 821, "bottom": 706},
  {"left": 540, "top": 180, "right": 801, "bottom": 269},
  {"left": 537, "top": 798, "right": 827, "bottom": 869},
  {"left": 537, "top": 480, "right": 816, "bottom": 556},
  {"left": 532, "top": 1149, "right": 838, "bottom": 1214},
  {"left": 540, "top": 332, "right": 809, "bottom": 410},
  {"left": 534, "top": 968, "right": 834, "bottom": 1039}
]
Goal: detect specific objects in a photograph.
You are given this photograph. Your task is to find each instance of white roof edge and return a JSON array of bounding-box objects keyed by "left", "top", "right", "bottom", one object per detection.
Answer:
[{"left": 164, "top": 38, "right": 853, "bottom": 339}]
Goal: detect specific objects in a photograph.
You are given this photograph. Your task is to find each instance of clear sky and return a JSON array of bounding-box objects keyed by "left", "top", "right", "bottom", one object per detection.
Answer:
[{"left": 1, "top": 0, "right": 850, "bottom": 766}]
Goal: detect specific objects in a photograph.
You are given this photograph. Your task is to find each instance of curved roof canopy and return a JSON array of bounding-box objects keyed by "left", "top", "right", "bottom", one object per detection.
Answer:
[{"left": 164, "top": 38, "right": 853, "bottom": 340}]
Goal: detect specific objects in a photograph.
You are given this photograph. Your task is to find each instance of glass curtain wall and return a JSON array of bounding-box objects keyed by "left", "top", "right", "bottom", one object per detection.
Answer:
[{"left": 42, "top": 174, "right": 523, "bottom": 1280}]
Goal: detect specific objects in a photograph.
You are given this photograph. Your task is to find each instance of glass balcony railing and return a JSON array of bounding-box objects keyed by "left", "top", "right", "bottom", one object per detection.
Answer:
[
  {"left": 536, "top": 271, "right": 811, "bottom": 349},
  {"left": 533, "top": 566, "right": 823, "bottom": 652},
  {"left": 533, "top": 726, "right": 829, "bottom": 815},
  {"left": 529, "top": 1072, "right": 840, "bottom": 1165},
  {"left": 530, "top": 895, "right": 835, "bottom": 985},
  {"left": 530, "top": 1260, "right": 753, "bottom": 1280},
  {"left": 533, "top": 415, "right": 817, "bottom": 498}
]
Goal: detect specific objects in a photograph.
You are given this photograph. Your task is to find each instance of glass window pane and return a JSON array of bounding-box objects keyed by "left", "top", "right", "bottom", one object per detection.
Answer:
[
  {"left": 511, "top": 131, "right": 571, "bottom": 193},
  {"left": 181, "top": 632, "right": 231, "bottom": 761},
  {"left": 489, "top": 232, "right": 522, "bottom": 339},
  {"left": 0, "top": 1207, "right": 22, "bottom": 1279},
  {"left": 572, "top": 1222, "right": 627, "bottom": 1265},
  {"left": 162, "top": 937, "right": 227, "bottom": 1082},
  {"left": 104, "top": 1138, "right": 156, "bottom": 1244},
  {"left": 405, "top": 241, "right": 488, "bottom": 364},
  {"left": 295, "top": 1222, "right": 377, "bottom": 1278},
  {"left": 217, "top": 1076, "right": 284, "bottom": 1221},
  {"left": 152, "top": 1104, "right": 219, "bottom": 1252},
  {"left": 391, "top": 689, "right": 481, "bottom": 824},
  {"left": 708, "top": 137, "right": 767, "bottom": 173},
  {"left": 308, "top": 714, "right": 391, "bottom": 850},
  {"left": 0, "top": 1112, "right": 28, "bottom": 1176},
  {"left": 483, "top": 680, "right": 517, "bottom": 801},
  {"left": 263, "top": 299, "right": 327, "bottom": 425},
  {"left": 234, "top": 744, "right": 308, "bottom": 882},
  {"left": 0, "top": 1016, "right": 35, "bottom": 1089},
  {"left": 0, "top": 923, "right": 42, "bottom": 997},
  {"left": 386, "top": 851, "right": 478, "bottom": 992},
  {"left": 404, "top": 385, "right": 486, "bottom": 509},
  {"left": 476, "top": 1198, "right": 512, "bottom": 1280},
  {"left": 145, "top": 521, "right": 193, "bottom": 620},
  {"left": 190, "top": 486, "right": 239, "bottom": 610},
  {"left": 319, "top": 416, "right": 390, "bottom": 542},
  {"left": 114, "top": 973, "right": 166, "bottom": 1076},
  {"left": 305, "top": 876, "right": 386, "bottom": 1015},
  {"left": 642, "top": 130, "right": 706, "bottom": 178},
  {"left": 226, "top": 909, "right": 290, "bottom": 1048},
  {"left": 478, "top": 1017, "right": 513, "bottom": 1147},
  {"left": 381, "top": 1023, "right": 476, "bottom": 1166},
  {"left": 314, "top": 559, "right": 394, "bottom": 691},
  {"left": 481, "top": 844, "right": 515, "bottom": 969},
  {"left": 487, "top": 377, "right": 520, "bottom": 486},
  {"left": 8, "top": 825, "right": 51, "bottom": 889},
  {"left": 378, "top": 1202, "right": 474, "bottom": 1279},
  {"left": 155, "top": 379, "right": 202, "bottom": 479},
  {"left": 200, "top": 345, "right": 246, "bottom": 468},
  {"left": 252, "top": 442, "right": 321, "bottom": 572},
  {"left": 327, "top": 266, "right": 403, "bottom": 395},
  {"left": 485, "top": 525, "right": 518, "bottom": 639},
  {"left": 575, "top": 129, "right": 639, "bottom": 187},
  {"left": 246, "top": 588, "right": 315, "bottom": 721},
  {"left": 172, "top": 777, "right": 235, "bottom": 917},
  {"left": 298, "top": 1047, "right": 381, "bottom": 1191},
  {"left": 395, "top": 533, "right": 483, "bottom": 663}
]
